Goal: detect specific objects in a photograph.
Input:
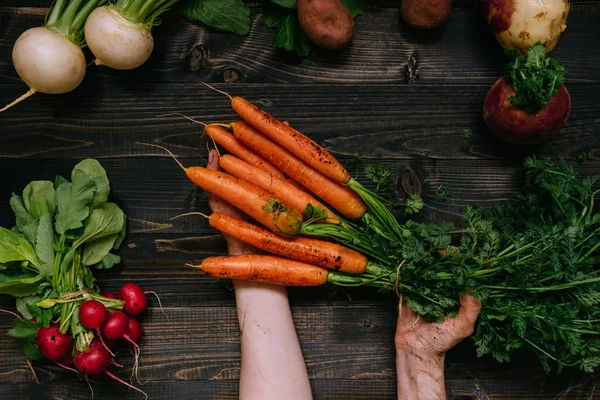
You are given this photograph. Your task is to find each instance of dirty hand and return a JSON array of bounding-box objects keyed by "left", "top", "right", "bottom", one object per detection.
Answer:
[{"left": 395, "top": 294, "right": 482, "bottom": 400}]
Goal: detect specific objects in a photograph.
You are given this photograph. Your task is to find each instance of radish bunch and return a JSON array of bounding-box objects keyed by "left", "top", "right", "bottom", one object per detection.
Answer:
[{"left": 37, "top": 283, "right": 151, "bottom": 398}]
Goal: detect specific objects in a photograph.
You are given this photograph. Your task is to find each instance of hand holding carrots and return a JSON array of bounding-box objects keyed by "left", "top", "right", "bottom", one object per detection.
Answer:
[
  {"left": 395, "top": 294, "right": 482, "bottom": 357},
  {"left": 205, "top": 149, "right": 255, "bottom": 256}
]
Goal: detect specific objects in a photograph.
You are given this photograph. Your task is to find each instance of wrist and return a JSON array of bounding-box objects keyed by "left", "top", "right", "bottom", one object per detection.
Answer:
[{"left": 396, "top": 346, "right": 446, "bottom": 400}]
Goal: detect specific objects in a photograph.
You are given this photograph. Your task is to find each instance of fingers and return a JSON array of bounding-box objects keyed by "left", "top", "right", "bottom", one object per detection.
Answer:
[{"left": 442, "top": 294, "right": 482, "bottom": 341}]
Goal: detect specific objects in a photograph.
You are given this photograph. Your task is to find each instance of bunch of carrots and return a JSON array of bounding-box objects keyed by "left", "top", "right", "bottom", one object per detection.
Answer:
[
  {"left": 151, "top": 87, "right": 600, "bottom": 372},
  {"left": 152, "top": 91, "right": 421, "bottom": 288}
]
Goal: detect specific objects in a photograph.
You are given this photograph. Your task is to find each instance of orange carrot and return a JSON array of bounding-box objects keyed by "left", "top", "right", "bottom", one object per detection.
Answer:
[
  {"left": 219, "top": 154, "right": 341, "bottom": 224},
  {"left": 209, "top": 212, "right": 368, "bottom": 274},
  {"left": 231, "top": 96, "right": 351, "bottom": 184},
  {"left": 198, "top": 255, "right": 329, "bottom": 286},
  {"left": 185, "top": 166, "right": 303, "bottom": 237},
  {"left": 232, "top": 120, "right": 367, "bottom": 220},
  {"left": 205, "top": 125, "right": 289, "bottom": 182}
]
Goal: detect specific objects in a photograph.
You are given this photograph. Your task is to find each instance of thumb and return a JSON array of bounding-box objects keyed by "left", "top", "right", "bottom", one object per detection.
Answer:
[{"left": 450, "top": 294, "right": 482, "bottom": 337}]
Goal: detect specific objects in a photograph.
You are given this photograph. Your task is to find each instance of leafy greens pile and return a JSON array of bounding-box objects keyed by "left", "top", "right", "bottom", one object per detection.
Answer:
[
  {"left": 305, "top": 158, "right": 600, "bottom": 372},
  {"left": 178, "top": 0, "right": 365, "bottom": 56},
  {"left": 505, "top": 42, "right": 566, "bottom": 113},
  {"left": 1, "top": 159, "right": 126, "bottom": 358}
]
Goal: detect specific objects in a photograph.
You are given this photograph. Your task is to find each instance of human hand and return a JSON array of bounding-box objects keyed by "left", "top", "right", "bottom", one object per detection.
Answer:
[
  {"left": 395, "top": 294, "right": 482, "bottom": 358},
  {"left": 394, "top": 295, "right": 481, "bottom": 400},
  {"left": 205, "top": 149, "right": 254, "bottom": 256}
]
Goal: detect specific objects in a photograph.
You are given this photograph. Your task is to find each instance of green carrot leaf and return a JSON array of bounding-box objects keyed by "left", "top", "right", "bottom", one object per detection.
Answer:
[{"left": 54, "top": 170, "right": 95, "bottom": 234}]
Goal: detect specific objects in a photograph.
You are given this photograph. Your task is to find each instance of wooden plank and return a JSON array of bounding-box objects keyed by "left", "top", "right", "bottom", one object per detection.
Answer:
[
  {"left": 1, "top": 379, "right": 598, "bottom": 400},
  {"left": 1, "top": 5, "right": 599, "bottom": 85},
  {"left": 0, "top": 307, "right": 594, "bottom": 398},
  {"left": 1, "top": 158, "right": 598, "bottom": 233},
  {"left": 0, "top": 83, "right": 598, "bottom": 162}
]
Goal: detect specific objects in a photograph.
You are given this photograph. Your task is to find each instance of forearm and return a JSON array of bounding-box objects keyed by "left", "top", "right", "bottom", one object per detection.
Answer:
[
  {"left": 235, "top": 280, "right": 312, "bottom": 400},
  {"left": 396, "top": 348, "right": 446, "bottom": 400}
]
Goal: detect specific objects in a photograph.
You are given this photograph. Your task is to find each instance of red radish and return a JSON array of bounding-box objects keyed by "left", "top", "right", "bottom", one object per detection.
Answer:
[
  {"left": 74, "top": 340, "right": 111, "bottom": 375},
  {"left": 79, "top": 300, "right": 108, "bottom": 329},
  {"left": 35, "top": 323, "right": 73, "bottom": 361},
  {"left": 102, "top": 311, "right": 130, "bottom": 341},
  {"left": 119, "top": 283, "right": 147, "bottom": 316},
  {"left": 127, "top": 318, "right": 142, "bottom": 343},
  {"left": 74, "top": 341, "right": 147, "bottom": 398},
  {"left": 58, "top": 354, "right": 74, "bottom": 366},
  {"left": 78, "top": 300, "right": 114, "bottom": 356},
  {"left": 99, "top": 290, "right": 118, "bottom": 299}
]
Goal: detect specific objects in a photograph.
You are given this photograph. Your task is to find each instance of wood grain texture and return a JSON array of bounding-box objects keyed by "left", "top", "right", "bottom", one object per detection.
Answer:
[
  {"left": 0, "top": 83, "right": 598, "bottom": 162},
  {"left": 1, "top": 4, "right": 599, "bottom": 85},
  {"left": 1, "top": 1, "right": 600, "bottom": 399}
]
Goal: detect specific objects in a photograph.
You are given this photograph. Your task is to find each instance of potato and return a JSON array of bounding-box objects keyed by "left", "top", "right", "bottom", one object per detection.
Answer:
[
  {"left": 483, "top": 77, "right": 571, "bottom": 145},
  {"left": 297, "top": 0, "right": 354, "bottom": 50},
  {"left": 401, "top": 0, "right": 453, "bottom": 29},
  {"left": 483, "top": 0, "right": 570, "bottom": 54}
]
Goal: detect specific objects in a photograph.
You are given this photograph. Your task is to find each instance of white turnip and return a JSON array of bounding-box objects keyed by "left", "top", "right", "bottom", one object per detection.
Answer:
[
  {"left": 483, "top": 0, "right": 570, "bottom": 54},
  {"left": 1, "top": 0, "right": 108, "bottom": 113},
  {"left": 84, "top": 0, "right": 178, "bottom": 70}
]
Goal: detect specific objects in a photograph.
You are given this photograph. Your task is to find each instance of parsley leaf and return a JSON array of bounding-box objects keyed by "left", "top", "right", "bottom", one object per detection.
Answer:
[
  {"left": 179, "top": 0, "right": 251, "bottom": 35},
  {"left": 365, "top": 163, "right": 390, "bottom": 195},
  {"left": 436, "top": 185, "right": 451, "bottom": 201},
  {"left": 505, "top": 42, "right": 566, "bottom": 113},
  {"left": 463, "top": 128, "right": 474, "bottom": 139}
]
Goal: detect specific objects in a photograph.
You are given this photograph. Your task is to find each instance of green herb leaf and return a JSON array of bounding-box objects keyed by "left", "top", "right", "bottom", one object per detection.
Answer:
[
  {"left": 113, "top": 215, "right": 127, "bottom": 250},
  {"left": 0, "top": 227, "right": 40, "bottom": 268},
  {"left": 35, "top": 213, "right": 55, "bottom": 277},
  {"left": 16, "top": 296, "right": 43, "bottom": 321},
  {"left": 93, "top": 253, "right": 121, "bottom": 270},
  {"left": 0, "top": 273, "right": 45, "bottom": 297},
  {"left": 10, "top": 194, "right": 38, "bottom": 245},
  {"left": 72, "top": 159, "right": 110, "bottom": 208},
  {"left": 179, "top": 0, "right": 251, "bottom": 35},
  {"left": 263, "top": 1, "right": 310, "bottom": 57},
  {"left": 7, "top": 318, "right": 41, "bottom": 342},
  {"left": 54, "top": 175, "right": 67, "bottom": 190},
  {"left": 82, "top": 234, "right": 118, "bottom": 266},
  {"left": 436, "top": 185, "right": 452, "bottom": 201},
  {"left": 23, "top": 342, "right": 42, "bottom": 361},
  {"left": 72, "top": 203, "right": 125, "bottom": 249},
  {"left": 505, "top": 42, "right": 566, "bottom": 113},
  {"left": 463, "top": 128, "right": 474, "bottom": 140},
  {"left": 271, "top": 0, "right": 296, "bottom": 8},
  {"left": 54, "top": 170, "right": 95, "bottom": 235},
  {"left": 23, "top": 181, "right": 56, "bottom": 216},
  {"left": 341, "top": 0, "right": 366, "bottom": 18},
  {"left": 365, "top": 163, "right": 390, "bottom": 195}
]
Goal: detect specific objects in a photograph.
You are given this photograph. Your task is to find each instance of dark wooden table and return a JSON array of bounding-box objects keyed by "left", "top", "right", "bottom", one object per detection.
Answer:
[{"left": 1, "top": 1, "right": 600, "bottom": 399}]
